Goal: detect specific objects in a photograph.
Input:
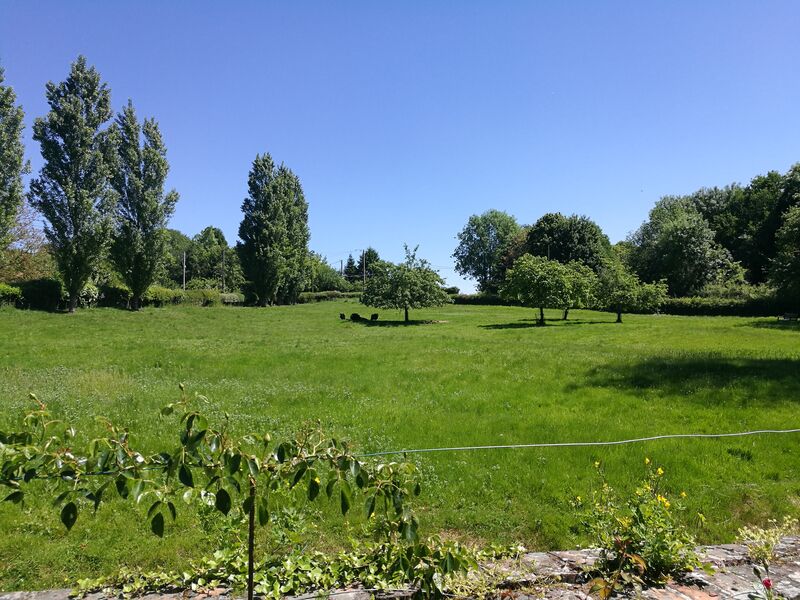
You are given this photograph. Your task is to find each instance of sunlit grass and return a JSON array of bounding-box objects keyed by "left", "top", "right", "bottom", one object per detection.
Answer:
[{"left": 0, "top": 303, "right": 798, "bottom": 589}]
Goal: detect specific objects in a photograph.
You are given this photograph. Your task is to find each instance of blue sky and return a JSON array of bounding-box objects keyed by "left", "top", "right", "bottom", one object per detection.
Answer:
[{"left": 2, "top": 1, "right": 799, "bottom": 292}]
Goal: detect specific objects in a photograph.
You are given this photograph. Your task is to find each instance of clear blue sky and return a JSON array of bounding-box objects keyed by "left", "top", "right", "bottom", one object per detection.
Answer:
[{"left": 2, "top": 1, "right": 799, "bottom": 292}]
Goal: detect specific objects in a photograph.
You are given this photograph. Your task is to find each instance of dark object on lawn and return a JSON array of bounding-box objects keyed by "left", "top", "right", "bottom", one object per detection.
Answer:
[
  {"left": 370, "top": 313, "right": 378, "bottom": 321},
  {"left": 339, "top": 313, "right": 346, "bottom": 320},
  {"left": 350, "top": 313, "right": 362, "bottom": 321},
  {"left": 778, "top": 312, "right": 798, "bottom": 321}
]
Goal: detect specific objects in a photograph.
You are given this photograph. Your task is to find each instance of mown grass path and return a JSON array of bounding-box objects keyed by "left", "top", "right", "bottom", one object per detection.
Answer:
[{"left": 1, "top": 303, "right": 798, "bottom": 589}]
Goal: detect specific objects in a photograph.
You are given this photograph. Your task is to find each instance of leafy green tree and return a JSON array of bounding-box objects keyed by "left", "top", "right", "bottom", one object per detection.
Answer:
[
  {"left": 769, "top": 205, "right": 800, "bottom": 302},
  {"left": 501, "top": 254, "right": 571, "bottom": 325},
  {"left": 237, "top": 154, "right": 309, "bottom": 305},
  {"left": 525, "top": 213, "right": 611, "bottom": 274},
  {"left": 306, "top": 252, "right": 350, "bottom": 292},
  {"left": 106, "top": 102, "right": 179, "bottom": 309},
  {"left": 562, "top": 261, "right": 598, "bottom": 320},
  {"left": 357, "top": 247, "right": 380, "bottom": 281},
  {"left": 453, "top": 209, "right": 521, "bottom": 293},
  {"left": 361, "top": 245, "right": 451, "bottom": 322},
  {"left": 161, "top": 228, "right": 192, "bottom": 287},
  {"left": 596, "top": 259, "right": 667, "bottom": 323},
  {"left": 0, "top": 66, "right": 28, "bottom": 250},
  {"left": 628, "top": 197, "right": 735, "bottom": 296},
  {"left": 186, "top": 226, "right": 243, "bottom": 292},
  {"left": 28, "top": 56, "right": 113, "bottom": 312}
]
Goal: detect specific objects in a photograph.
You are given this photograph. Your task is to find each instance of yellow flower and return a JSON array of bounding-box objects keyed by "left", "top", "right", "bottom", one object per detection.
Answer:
[
  {"left": 656, "top": 467, "right": 664, "bottom": 476},
  {"left": 657, "top": 494, "right": 670, "bottom": 508},
  {"left": 575, "top": 495, "right": 582, "bottom": 503},
  {"left": 645, "top": 457, "right": 651, "bottom": 465},
  {"left": 594, "top": 461, "right": 601, "bottom": 468},
  {"left": 680, "top": 491, "right": 687, "bottom": 498}
]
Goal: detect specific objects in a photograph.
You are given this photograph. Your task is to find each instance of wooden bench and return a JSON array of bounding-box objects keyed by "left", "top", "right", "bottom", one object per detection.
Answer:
[{"left": 777, "top": 312, "right": 798, "bottom": 321}]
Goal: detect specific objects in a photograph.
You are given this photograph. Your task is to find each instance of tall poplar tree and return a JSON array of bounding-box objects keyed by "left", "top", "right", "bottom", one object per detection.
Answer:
[
  {"left": 29, "top": 56, "right": 113, "bottom": 311},
  {"left": 0, "top": 66, "right": 28, "bottom": 249},
  {"left": 106, "top": 101, "right": 179, "bottom": 309},
  {"left": 237, "top": 154, "right": 309, "bottom": 306}
]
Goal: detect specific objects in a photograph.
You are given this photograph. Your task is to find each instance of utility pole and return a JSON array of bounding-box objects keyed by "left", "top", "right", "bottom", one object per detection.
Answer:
[
  {"left": 340, "top": 259, "right": 343, "bottom": 276},
  {"left": 182, "top": 251, "right": 186, "bottom": 290}
]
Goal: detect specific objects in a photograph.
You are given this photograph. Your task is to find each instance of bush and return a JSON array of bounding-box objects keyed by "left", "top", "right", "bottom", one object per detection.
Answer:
[
  {"left": 661, "top": 295, "right": 791, "bottom": 317},
  {"left": 0, "top": 283, "right": 22, "bottom": 306},
  {"left": 16, "top": 278, "right": 66, "bottom": 311},
  {"left": 451, "top": 293, "right": 519, "bottom": 306},
  {"left": 297, "top": 291, "right": 361, "bottom": 303},
  {"left": 220, "top": 292, "right": 245, "bottom": 305},
  {"left": 144, "top": 286, "right": 185, "bottom": 307},
  {"left": 184, "top": 288, "right": 220, "bottom": 306},
  {"left": 98, "top": 283, "right": 132, "bottom": 308}
]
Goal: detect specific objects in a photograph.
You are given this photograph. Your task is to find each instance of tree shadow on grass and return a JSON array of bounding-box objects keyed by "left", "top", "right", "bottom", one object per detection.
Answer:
[
  {"left": 744, "top": 320, "right": 800, "bottom": 332},
  {"left": 480, "top": 318, "right": 614, "bottom": 330},
  {"left": 575, "top": 356, "right": 800, "bottom": 405},
  {"left": 347, "top": 319, "right": 441, "bottom": 327}
]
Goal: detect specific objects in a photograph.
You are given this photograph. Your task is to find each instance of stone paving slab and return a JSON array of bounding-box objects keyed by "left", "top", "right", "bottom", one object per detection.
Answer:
[{"left": 2, "top": 537, "right": 798, "bottom": 600}]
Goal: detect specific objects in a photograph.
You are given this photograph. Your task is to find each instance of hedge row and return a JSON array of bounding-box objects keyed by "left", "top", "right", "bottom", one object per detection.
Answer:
[
  {"left": 660, "top": 295, "right": 795, "bottom": 317},
  {"left": 452, "top": 292, "right": 795, "bottom": 317},
  {"left": 297, "top": 291, "right": 362, "bottom": 303},
  {"left": 4, "top": 279, "right": 240, "bottom": 310}
]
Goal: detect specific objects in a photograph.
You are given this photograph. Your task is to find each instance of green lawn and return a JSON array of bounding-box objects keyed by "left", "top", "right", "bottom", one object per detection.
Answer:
[{"left": 1, "top": 302, "right": 799, "bottom": 590}]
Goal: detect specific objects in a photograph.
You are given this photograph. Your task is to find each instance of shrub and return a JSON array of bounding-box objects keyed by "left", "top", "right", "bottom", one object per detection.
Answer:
[
  {"left": 99, "top": 283, "right": 131, "bottom": 308},
  {"left": 220, "top": 292, "right": 245, "bottom": 305},
  {"left": 297, "top": 291, "right": 361, "bottom": 303},
  {"left": 184, "top": 288, "right": 220, "bottom": 306},
  {"left": 575, "top": 459, "right": 699, "bottom": 595},
  {"left": 79, "top": 282, "right": 99, "bottom": 308},
  {"left": 16, "top": 278, "right": 66, "bottom": 311},
  {"left": 451, "top": 293, "right": 519, "bottom": 306},
  {"left": 144, "top": 286, "right": 185, "bottom": 307},
  {"left": 0, "top": 283, "right": 22, "bottom": 306}
]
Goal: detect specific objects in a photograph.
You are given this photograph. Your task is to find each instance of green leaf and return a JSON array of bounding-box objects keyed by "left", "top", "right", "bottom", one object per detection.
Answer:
[
  {"left": 308, "top": 474, "right": 320, "bottom": 501},
  {"left": 257, "top": 498, "right": 269, "bottom": 526},
  {"left": 215, "top": 489, "right": 231, "bottom": 515},
  {"left": 340, "top": 485, "right": 351, "bottom": 515},
  {"left": 60, "top": 502, "right": 78, "bottom": 530},
  {"left": 326, "top": 478, "right": 337, "bottom": 499},
  {"left": 3, "top": 491, "right": 23, "bottom": 504},
  {"left": 167, "top": 501, "right": 177, "bottom": 521},
  {"left": 131, "top": 479, "right": 145, "bottom": 503},
  {"left": 291, "top": 463, "right": 308, "bottom": 488},
  {"left": 23, "top": 469, "right": 36, "bottom": 483},
  {"left": 364, "top": 495, "right": 376, "bottom": 519},
  {"left": 242, "top": 495, "right": 254, "bottom": 516},
  {"left": 147, "top": 500, "right": 162, "bottom": 519},
  {"left": 160, "top": 405, "right": 174, "bottom": 416},
  {"left": 151, "top": 512, "right": 164, "bottom": 537},
  {"left": 413, "top": 482, "right": 421, "bottom": 496},
  {"left": 115, "top": 476, "right": 129, "bottom": 499},
  {"left": 227, "top": 453, "right": 241, "bottom": 475},
  {"left": 179, "top": 464, "right": 194, "bottom": 488},
  {"left": 247, "top": 458, "right": 259, "bottom": 477}
]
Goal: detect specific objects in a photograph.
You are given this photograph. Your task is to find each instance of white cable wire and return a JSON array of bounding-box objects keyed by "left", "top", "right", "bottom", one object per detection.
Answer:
[{"left": 356, "top": 428, "right": 800, "bottom": 458}]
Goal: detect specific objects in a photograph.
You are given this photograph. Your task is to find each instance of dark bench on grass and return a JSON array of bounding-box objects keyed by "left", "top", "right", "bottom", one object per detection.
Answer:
[{"left": 778, "top": 312, "right": 798, "bottom": 321}]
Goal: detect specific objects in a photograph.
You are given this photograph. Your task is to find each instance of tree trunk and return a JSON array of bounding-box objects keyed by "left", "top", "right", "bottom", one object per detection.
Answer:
[
  {"left": 539, "top": 306, "right": 545, "bottom": 325},
  {"left": 68, "top": 295, "right": 78, "bottom": 313},
  {"left": 131, "top": 296, "right": 140, "bottom": 311},
  {"left": 404, "top": 306, "right": 409, "bottom": 323},
  {"left": 616, "top": 310, "right": 623, "bottom": 323},
  {"left": 563, "top": 308, "right": 569, "bottom": 320}
]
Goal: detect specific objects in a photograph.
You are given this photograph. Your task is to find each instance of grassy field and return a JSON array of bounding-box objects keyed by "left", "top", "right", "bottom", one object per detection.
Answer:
[{"left": 1, "top": 302, "right": 799, "bottom": 590}]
